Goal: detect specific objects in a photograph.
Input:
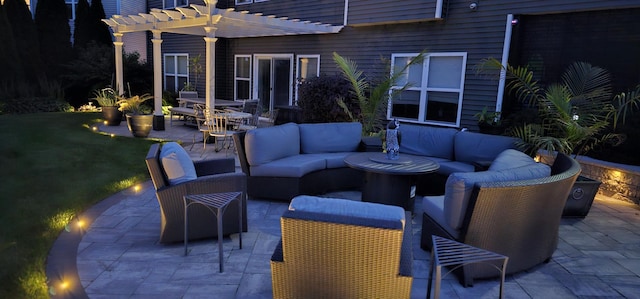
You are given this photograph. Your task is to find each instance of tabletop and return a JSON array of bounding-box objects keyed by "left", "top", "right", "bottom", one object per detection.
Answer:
[{"left": 344, "top": 152, "right": 439, "bottom": 175}]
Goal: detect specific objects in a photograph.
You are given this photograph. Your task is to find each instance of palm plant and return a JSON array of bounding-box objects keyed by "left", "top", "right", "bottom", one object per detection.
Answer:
[
  {"left": 333, "top": 51, "right": 426, "bottom": 136},
  {"left": 479, "top": 58, "right": 640, "bottom": 157},
  {"left": 92, "top": 87, "right": 118, "bottom": 107},
  {"left": 116, "top": 93, "right": 153, "bottom": 115}
]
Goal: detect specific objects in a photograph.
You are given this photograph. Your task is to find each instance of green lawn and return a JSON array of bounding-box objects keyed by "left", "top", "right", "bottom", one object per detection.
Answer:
[{"left": 0, "top": 112, "right": 156, "bottom": 298}]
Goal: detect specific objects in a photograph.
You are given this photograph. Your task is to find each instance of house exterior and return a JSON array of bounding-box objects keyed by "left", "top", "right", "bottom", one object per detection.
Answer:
[{"left": 110, "top": 0, "right": 640, "bottom": 130}]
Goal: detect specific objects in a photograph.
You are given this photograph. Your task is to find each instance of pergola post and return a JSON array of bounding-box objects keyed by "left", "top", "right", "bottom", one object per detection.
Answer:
[
  {"left": 152, "top": 30, "right": 165, "bottom": 130},
  {"left": 204, "top": 26, "right": 218, "bottom": 109},
  {"left": 113, "top": 33, "right": 124, "bottom": 95}
]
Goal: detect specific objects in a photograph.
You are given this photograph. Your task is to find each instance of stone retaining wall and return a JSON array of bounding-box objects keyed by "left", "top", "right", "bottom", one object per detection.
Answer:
[{"left": 579, "top": 158, "right": 640, "bottom": 205}]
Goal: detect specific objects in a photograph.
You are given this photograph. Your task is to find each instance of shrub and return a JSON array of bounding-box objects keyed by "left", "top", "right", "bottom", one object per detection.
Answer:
[
  {"left": 297, "top": 74, "right": 357, "bottom": 123},
  {"left": 1, "top": 97, "right": 73, "bottom": 114}
]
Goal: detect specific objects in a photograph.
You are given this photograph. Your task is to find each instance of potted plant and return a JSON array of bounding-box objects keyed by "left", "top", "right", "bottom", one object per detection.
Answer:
[
  {"left": 474, "top": 106, "right": 504, "bottom": 135},
  {"left": 92, "top": 87, "right": 122, "bottom": 126},
  {"left": 117, "top": 93, "right": 154, "bottom": 138},
  {"left": 480, "top": 58, "right": 640, "bottom": 217}
]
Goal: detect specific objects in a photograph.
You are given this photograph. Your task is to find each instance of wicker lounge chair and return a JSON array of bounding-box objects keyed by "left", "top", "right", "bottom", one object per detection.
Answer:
[
  {"left": 271, "top": 196, "right": 413, "bottom": 299},
  {"left": 421, "top": 153, "right": 581, "bottom": 285},
  {"left": 145, "top": 143, "right": 247, "bottom": 243}
]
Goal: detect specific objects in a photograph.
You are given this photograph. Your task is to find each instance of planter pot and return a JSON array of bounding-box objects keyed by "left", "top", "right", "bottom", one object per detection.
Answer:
[
  {"left": 562, "top": 175, "right": 602, "bottom": 218},
  {"left": 102, "top": 106, "right": 122, "bottom": 126},
  {"left": 125, "top": 114, "right": 153, "bottom": 138}
]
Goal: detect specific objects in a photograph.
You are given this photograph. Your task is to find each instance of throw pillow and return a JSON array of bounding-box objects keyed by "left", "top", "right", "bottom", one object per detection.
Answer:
[{"left": 160, "top": 142, "right": 197, "bottom": 185}]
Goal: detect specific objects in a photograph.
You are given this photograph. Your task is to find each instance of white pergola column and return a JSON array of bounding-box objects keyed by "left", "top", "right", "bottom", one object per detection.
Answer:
[
  {"left": 152, "top": 30, "right": 165, "bottom": 130},
  {"left": 203, "top": 26, "right": 218, "bottom": 109},
  {"left": 113, "top": 33, "right": 124, "bottom": 95}
]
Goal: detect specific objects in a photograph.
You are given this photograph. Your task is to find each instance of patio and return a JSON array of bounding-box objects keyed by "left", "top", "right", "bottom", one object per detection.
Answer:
[{"left": 48, "top": 119, "right": 640, "bottom": 298}]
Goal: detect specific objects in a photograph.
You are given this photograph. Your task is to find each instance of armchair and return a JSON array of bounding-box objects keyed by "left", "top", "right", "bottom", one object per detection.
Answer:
[
  {"left": 145, "top": 142, "right": 247, "bottom": 243},
  {"left": 271, "top": 196, "right": 413, "bottom": 299}
]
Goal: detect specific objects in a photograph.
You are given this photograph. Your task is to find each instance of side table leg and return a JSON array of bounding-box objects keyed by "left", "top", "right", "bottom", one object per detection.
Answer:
[
  {"left": 183, "top": 199, "right": 189, "bottom": 256},
  {"left": 427, "top": 249, "right": 435, "bottom": 299},
  {"left": 217, "top": 208, "right": 224, "bottom": 273}
]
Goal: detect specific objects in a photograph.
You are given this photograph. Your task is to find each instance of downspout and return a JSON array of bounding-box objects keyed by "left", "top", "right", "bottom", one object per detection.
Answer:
[
  {"left": 343, "top": 0, "right": 349, "bottom": 26},
  {"left": 435, "top": 0, "right": 444, "bottom": 19},
  {"left": 496, "top": 14, "right": 514, "bottom": 113}
]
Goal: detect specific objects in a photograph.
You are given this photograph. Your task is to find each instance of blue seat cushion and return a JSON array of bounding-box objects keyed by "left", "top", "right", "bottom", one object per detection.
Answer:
[
  {"left": 159, "top": 142, "right": 197, "bottom": 185},
  {"left": 299, "top": 122, "right": 362, "bottom": 154},
  {"left": 437, "top": 161, "right": 475, "bottom": 176},
  {"left": 444, "top": 162, "right": 551, "bottom": 230},
  {"left": 317, "top": 152, "right": 354, "bottom": 168},
  {"left": 422, "top": 195, "right": 459, "bottom": 239},
  {"left": 245, "top": 123, "right": 300, "bottom": 166},
  {"left": 289, "top": 195, "right": 405, "bottom": 227},
  {"left": 249, "top": 155, "right": 326, "bottom": 177}
]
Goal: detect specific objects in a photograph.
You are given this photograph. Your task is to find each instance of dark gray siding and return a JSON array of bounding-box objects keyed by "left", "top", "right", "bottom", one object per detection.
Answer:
[
  {"left": 147, "top": 0, "right": 640, "bottom": 129},
  {"left": 347, "top": 0, "right": 441, "bottom": 25}
]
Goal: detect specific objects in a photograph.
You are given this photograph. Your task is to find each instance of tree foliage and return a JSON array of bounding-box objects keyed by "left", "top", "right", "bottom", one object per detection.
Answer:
[
  {"left": 35, "top": 0, "right": 73, "bottom": 80},
  {"left": 73, "top": 0, "right": 92, "bottom": 50}
]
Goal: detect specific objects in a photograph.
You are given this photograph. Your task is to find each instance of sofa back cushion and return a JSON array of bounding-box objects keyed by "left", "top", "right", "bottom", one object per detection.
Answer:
[
  {"left": 444, "top": 162, "right": 551, "bottom": 230},
  {"left": 489, "top": 149, "right": 535, "bottom": 171},
  {"left": 159, "top": 142, "right": 197, "bottom": 185},
  {"left": 399, "top": 124, "right": 458, "bottom": 160},
  {"left": 299, "top": 122, "right": 362, "bottom": 154},
  {"left": 245, "top": 122, "right": 300, "bottom": 166},
  {"left": 454, "top": 131, "right": 519, "bottom": 164}
]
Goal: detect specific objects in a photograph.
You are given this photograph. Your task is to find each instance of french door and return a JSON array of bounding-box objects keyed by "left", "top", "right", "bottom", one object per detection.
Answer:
[{"left": 254, "top": 55, "right": 293, "bottom": 112}]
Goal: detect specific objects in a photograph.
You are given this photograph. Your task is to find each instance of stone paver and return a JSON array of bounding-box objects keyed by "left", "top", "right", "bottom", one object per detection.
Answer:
[{"left": 47, "top": 117, "right": 640, "bottom": 298}]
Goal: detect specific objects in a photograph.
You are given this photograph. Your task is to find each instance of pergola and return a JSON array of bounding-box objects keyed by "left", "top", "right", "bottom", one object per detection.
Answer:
[{"left": 103, "top": 0, "right": 342, "bottom": 129}]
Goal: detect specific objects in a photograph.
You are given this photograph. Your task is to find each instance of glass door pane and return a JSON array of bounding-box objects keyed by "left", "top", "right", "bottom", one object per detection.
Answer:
[
  {"left": 273, "top": 58, "right": 291, "bottom": 108},
  {"left": 257, "top": 58, "right": 272, "bottom": 110}
]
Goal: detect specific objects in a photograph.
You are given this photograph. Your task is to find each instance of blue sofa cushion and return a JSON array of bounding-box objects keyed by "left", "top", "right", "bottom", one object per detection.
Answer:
[
  {"left": 159, "top": 142, "right": 197, "bottom": 185},
  {"left": 245, "top": 123, "right": 300, "bottom": 166},
  {"left": 299, "top": 122, "right": 362, "bottom": 154},
  {"left": 489, "top": 149, "right": 536, "bottom": 171},
  {"left": 399, "top": 124, "right": 458, "bottom": 160},
  {"left": 289, "top": 195, "right": 405, "bottom": 227},
  {"left": 250, "top": 154, "right": 326, "bottom": 177},
  {"left": 437, "top": 161, "right": 475, "bottom": 176},
  {"left": 444, "top": 162, "right": 551, "bottom": 230},
  {"left": 453, "top": 131, "right": 519, "bottom": 164},
  {"left": 310, "top": 152, "right": 353, "bottom": 168}
]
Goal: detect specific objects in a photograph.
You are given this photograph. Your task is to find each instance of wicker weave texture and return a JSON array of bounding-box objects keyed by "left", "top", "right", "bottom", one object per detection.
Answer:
[{"left": 271, "top": 217, "right": 412, "bottom": 299}]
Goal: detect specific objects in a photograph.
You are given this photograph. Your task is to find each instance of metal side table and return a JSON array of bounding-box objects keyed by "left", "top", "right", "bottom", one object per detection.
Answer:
[
  {"left": 183, "top": 192, "right": 243, "bottom": 273},
  {"left": 427, "top": 235, "right": 509, "bottom": 299}
]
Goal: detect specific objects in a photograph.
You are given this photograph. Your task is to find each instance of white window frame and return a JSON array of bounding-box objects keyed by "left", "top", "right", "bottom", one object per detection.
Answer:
[
  {"left": 295, "top": 54, "right": 320, "bottom": 104},
  {"left": 236, "top": 0, "right": 268, "bottom": 4},
  {"left": 65, "top": 0, "right": 76, "bottom": 20},
  {"left": 163, "top": 0, "right": 189, "bottom": 9},
  {"left": 164, "top": 53, "right": 190, "bottom": 92},
  {"left": 388, "top": 52, "right": 467, "bottom": 127},
  {"left": 234, "top": 55, "right": 252, "bottom": 100}
]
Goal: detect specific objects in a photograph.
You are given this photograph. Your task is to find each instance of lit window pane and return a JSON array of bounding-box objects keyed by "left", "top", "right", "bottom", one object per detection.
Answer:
[
  {"left": 177, "top": 56, "right": 188, "bottom": 74},
  {"left": 394, "top": 57, "right": 422, "bottom": 87},
  {"left": 299, "top": 57, "right": 318, "bottom": 81},
  {"left": 165, "top": 57, "right": 175, "bottom": 74},
  {"left": 236, "top": 57, "right": 251, "bottom": 78},
  {"left": 391, "top": 90, "right": 420, "bottom": 120},
  {"left": 428, "top": 56, "right": 463, "bottom": 89}
]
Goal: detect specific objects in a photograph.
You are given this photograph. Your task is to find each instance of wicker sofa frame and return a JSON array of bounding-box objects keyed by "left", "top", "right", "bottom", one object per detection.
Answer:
[
  {"left": 145, "top": 143, "right": 248, "bottom": 244},
  {"left": 420, "top": 153, "right": 581, "bottom": 285},
  {"left": 233, "top": 131, "right": 363, "bottom": 201}
]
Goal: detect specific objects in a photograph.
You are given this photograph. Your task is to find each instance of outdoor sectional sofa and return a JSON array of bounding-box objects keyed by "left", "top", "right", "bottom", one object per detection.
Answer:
[
  {"left": 234, "top": 122, "right": 521, "bottom": 201},
  {"left": 420, "top": 150, "right": 581, "bottom": 285}
]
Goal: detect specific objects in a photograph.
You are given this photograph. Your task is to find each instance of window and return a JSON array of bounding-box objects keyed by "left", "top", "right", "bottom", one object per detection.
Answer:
[
  {"left": 389, "top": 52, "right": 467, "bottom": 127},
  {"left": 235, "top": 55, "right": 252, "bottom": 100},
  {"left": 65, "top": 0, "right": 76, "bottom": 20},
  {"left": 164, "top": 54, "right": 189, "bottom": 92},
  {"left": 295, "top": 55, "right": 320, "bottom": 104},
  {"left": 163, "top": 0, "right": 188, "bottom": 9}
]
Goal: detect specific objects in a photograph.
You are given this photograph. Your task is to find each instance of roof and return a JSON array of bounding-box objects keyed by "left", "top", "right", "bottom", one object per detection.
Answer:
[{"left": 102, "top": 1, "right": 343, "bottom": 38}]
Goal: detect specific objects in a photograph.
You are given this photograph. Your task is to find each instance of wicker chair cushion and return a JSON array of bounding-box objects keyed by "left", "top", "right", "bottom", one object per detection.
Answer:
[
  {"left": 453, "top": 131, "right": 519, "bottom": 164},
  {"left": 159, "top": 142, "right": 197, "bottom": 185},
  {"left": 422, "top": 195, "right": 459, "bottom": 238},
  {"left": 489, "top": 149, "right": 536, "bottom": 171},
  {"left": 399, "top": 124, "right": 458, "bottom": 160},
  {"left": 298, "top": 122, "right": 362, "bottom": 154},
  {"left": 289, "top": 195, "right": 405, "bottom": 227},
  {"left": 444, "top": 162, "right": 551, "bottom": 230},
  {"left": 244, "top": 122, "right": 300, "bottom": 166}
]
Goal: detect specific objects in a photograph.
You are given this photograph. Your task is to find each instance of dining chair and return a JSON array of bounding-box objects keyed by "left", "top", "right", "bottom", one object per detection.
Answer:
[
  {"left": 205, "top": 108, "right": 238, "bottom": 154},
  {"left": 259, "top": 109, "right": 279, "bottom": 127},
  {"left": 190, "top": 104, "right": 210, "bottom": 152}
]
